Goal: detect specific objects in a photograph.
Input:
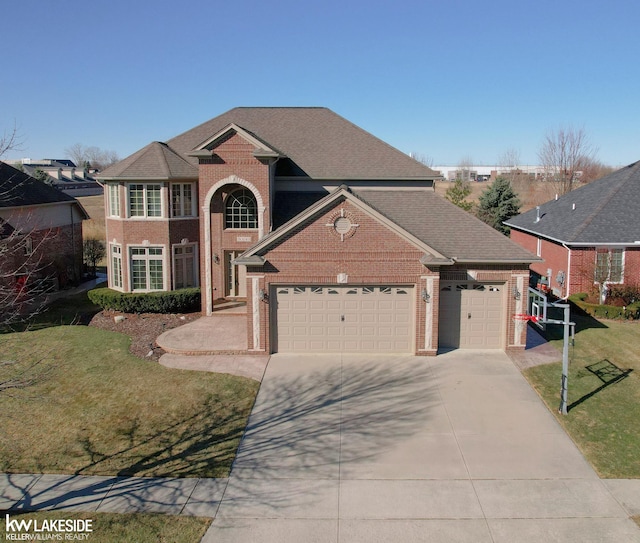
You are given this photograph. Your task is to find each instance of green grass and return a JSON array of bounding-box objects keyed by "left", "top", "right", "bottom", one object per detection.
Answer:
[
  {"left": 523, "top": 314, "right": 640, "bottom": 478},
  {"left": 1, "top": 511, "right": 210, "bottom": 543},
  {"left": 0, "top": 324, "right": 259, "bottom": 478},
  {"left": 4, "top": 282, "right": 106, "bottom": 333}
]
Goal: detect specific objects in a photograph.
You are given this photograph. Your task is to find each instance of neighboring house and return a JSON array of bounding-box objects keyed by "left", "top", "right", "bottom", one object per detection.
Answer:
[
  {"left": 97, "top": 107, "right": 537, "bottom": 355},
  {"left": 6, "top": 159, "right": 102, "bottom": 197},
  {"left": 0, "top": 162, "right": 88, "bottom": 294},
  {"left": 505, "top": 161, "right": 640, "bottom": 299}
]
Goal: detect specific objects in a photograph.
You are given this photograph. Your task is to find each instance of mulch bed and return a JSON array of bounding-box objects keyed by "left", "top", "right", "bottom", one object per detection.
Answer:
[{"left": 89, "top": 310, "right": 201, "bottom": 361}]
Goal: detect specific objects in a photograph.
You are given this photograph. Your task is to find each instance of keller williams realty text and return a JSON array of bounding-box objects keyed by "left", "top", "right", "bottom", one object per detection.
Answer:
[{"left": 5, "top": 515, "right": 92, "bottom": 540}]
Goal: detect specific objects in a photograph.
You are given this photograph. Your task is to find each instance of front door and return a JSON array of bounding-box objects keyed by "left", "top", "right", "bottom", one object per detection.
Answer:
[{"left": 225, "top": 251, "right": 247, "bottom": 298}]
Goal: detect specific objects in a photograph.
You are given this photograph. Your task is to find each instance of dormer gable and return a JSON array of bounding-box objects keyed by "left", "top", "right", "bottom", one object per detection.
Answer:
[{"left": 189, "top": 123, "right": 283, "bottom": 163}]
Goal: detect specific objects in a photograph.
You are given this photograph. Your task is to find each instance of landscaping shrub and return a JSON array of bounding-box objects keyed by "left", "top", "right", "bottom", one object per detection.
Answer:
[
  {"left": 607, "top": 285, "right": 640, "bottom": 306},
  {"left": 569, "top": 293, "right": 640, "bottom": 320},
  {"left": 88, "top": 287, "right": 201, "bottom": 314}
]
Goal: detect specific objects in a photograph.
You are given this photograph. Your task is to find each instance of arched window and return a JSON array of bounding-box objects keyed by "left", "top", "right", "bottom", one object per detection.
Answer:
[{"left": 225, "top": 188, "right": 258, "bottom": 229}]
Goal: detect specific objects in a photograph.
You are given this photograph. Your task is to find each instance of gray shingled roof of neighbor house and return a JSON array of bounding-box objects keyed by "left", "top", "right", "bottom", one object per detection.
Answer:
[
  {"left": 166, "top": 107, "right": 439, "bottom": 180},
  {"left": 98, "top": 141, "right": 199, "bottom": 180},
  {"left": 505, "top": 160, "right": 640, "bottom": 244},
  {"left": 354, "top": 190, "right": 538, "bottom": 262},
  {"left": 0, "top": 162, "right": 80, "bottom": 208}
]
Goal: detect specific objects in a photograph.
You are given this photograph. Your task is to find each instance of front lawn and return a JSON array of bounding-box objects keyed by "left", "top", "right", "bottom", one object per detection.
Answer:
[
  {"left": 0, "top": 323, "right": 258, "bottom": 477},
  {"left": 1, "top": 511, "right": 210, "bottom": 543},
  {"left": 523, "top": 315, "right": 640, "bottom": 478}
]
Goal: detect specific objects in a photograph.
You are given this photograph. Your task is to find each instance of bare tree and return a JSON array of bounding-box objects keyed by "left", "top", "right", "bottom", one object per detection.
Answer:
[
  {"left": 0, "top": 127, "right": 60, "bottom": 394},
  {"left": 0, "top": 122, "right": 24, "bottom": 160},
  {"left": 538, "top": 126, "right": 597, "bottom": 195},
  {"left": 456, "top": 156, "right": 475, "bottom": 182},
  {"left": 65, "top": 143, "right": 119, "bottom": 171},
  {"left": 83, "top": 238, "right": 106, "bottom": 278},
  {"left": 579, "top": 157, "right": 615, "bottom": 185},
  {"left": 410, "top": 152, "right": 434, "bottom": 168},
  {"left": 0, "top": 214, "right": 55, "bottom": 328}
]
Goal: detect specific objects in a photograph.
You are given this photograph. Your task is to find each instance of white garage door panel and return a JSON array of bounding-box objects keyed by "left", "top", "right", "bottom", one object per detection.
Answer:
[{"left": 276, "top": 286, "right": 414, "bottom": 353}]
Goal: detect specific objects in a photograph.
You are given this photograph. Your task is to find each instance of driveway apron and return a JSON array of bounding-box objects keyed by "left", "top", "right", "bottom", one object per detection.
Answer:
[{"left": 202, "top": 351, "right": 640, "bottom": 543}]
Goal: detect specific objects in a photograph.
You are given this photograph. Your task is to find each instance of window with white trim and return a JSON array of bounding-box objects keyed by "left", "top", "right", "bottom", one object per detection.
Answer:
[
  {"left": 536, "top": 238, "right": 542, "bottom": 257},
  {"left": 595, "top": 248, "right": 624, "bottom": 283},
  {"left": 111, "top": 244, "right": 123, "bottom": 288},
  {"left": 128, "top": 184, "right": 162, "bottom": 218},
  {"left": 225, "top": 188, "right": 258, "bottom": 229},
  {"left": 171, "top": 183, "right": 195, "bottom": 217},
  {"left": 130, "top": 247, "right": 164, "bottom": 291},
  {"left": 108, "top": 183, "right": 120, "bottom": 217},
  {"left": 173, "top": 244, "right": 198, "bottom": 289}
]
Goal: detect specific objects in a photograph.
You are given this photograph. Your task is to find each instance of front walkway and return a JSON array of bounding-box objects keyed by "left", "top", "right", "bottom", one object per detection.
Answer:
[{"left": 155, "top": 310, "right": 270, "bottom": 382}]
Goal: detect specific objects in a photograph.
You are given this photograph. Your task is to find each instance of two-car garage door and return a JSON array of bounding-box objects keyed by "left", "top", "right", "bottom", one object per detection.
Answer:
[{"left": 275, "top": 286, "right": 414, "bottom": 353}]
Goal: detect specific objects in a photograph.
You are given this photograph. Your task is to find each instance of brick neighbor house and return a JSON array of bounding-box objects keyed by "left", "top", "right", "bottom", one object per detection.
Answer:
[
  {"left": 505, "top": 160, "right": 640, "bottom": 300},
  {"left": 0, "top": 162, "right": 88, "bottom": 299},
  {"left": 97, "top": 107, "right": 537, "bottom": 355}
]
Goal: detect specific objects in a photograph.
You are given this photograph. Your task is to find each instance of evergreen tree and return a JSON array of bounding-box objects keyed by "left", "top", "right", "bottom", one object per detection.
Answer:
[
  {"left": 444, "top": 178, "right": 474, "bottom": 212},
  {"left": 477, "top": 177, "right": 521, "bottom": 235}
]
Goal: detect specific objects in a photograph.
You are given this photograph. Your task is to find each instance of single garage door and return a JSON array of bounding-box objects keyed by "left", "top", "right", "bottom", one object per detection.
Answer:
[
  {"left": 275, "top": 286, "right": 414, "bottom": 353},
  {"left": 439, "top": 282, "right": 504, "bottom": 349}
]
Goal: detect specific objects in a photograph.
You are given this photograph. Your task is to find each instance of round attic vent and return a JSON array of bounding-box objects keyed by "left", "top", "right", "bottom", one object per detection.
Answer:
[
  {"left": 325, "top": 208, "right": 360, "bottom": 241},
  {"left": 334, "top": 217, "right": 352, "bottom": 234}
]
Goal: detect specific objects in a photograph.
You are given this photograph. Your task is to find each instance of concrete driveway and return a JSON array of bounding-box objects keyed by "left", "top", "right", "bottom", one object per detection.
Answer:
[{"left": 202, "top": 351, "right": 640, "bottom": 543}]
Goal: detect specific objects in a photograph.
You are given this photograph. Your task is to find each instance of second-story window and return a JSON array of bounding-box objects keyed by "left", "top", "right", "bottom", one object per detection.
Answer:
[
  {"left": 129, "top": 184, "right": 162, "bottom": 218},
  {"left": 225, "top": 188, "right": 257, "bottom": 229},
  {"left": 108, "top": 183, "right": 120, "bottom": 217},
  {"left": 171, "top": 183, "right": 194, "bottom": 217}
]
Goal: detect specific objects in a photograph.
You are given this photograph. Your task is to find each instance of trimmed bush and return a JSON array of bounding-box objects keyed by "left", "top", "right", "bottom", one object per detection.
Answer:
[
  {"left": 88, "top": 287, "right": 201, "bottom": 314},
  {"left": 569, "top": 293, "right": 640, "bottom": 320}
]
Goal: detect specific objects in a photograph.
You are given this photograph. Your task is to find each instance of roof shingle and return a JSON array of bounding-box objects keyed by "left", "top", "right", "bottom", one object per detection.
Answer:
[
  {"left": 353, "top": 189, "right": 537, "bottom": 262},
  {"left": 505, "top": 160, "right": 640, "bottom": 244},
  {"left": 98, "top": 141, "right": 199, "bottom": 179},
  {"left": 167, "top": 107, "right": 439, "bottom": 180},
  {"left": 0, "top": 162, "right": 78, "bottom": 208}
]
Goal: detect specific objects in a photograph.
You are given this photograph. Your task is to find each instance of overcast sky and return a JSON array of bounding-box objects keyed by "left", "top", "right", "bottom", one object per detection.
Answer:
[{"left": 2, "top": 0, "right": 639, "bottom": 167}]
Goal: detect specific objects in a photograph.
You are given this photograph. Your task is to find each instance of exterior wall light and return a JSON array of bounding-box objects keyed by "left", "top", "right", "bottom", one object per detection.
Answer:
[
  {"left": 258, "top": 288, "right": 268, "bottom": 302},
  {"left": 421, "top": 289, "right": 430, "bottom": 303},
  {"left": 513, "top": 286, "right": 521, "bottom": 300},
  {"left": 213, "top": 253, "right": 220, "bottom": 264}
]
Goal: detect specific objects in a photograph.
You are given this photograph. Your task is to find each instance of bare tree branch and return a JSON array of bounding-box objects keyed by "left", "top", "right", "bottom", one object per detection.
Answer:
[
  {"left": 0, "top": 121, "right": 23, "bottom": 158},
  {"left": 538, "top": 126, "right": 598, "bottom": 195},
  {"left": 65, "top": 143, "right": 119, "bottom": 171}
]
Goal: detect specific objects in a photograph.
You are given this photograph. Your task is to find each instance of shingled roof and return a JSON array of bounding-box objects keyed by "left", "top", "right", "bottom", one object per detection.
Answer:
[
  {"left": 98, "top": 141, "right": 198, "bottom": 180},
  {"left": 101, "top": 108, "right": 439, "bottom": 181},
  {"left": 239, "top": 186, "right": 538, "bottom": 265},
  {"left": 354, "top": 190, "right": 537, "bottom": 263},
  {"left": 0, "top": 162, "right": 80, "bottom": 208},
  {"left": 505, "top": 160, "right": 640, "bottom": 245}
]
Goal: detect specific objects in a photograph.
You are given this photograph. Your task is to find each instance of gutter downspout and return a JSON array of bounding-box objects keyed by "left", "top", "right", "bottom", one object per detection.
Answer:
[{"left": 561, "top": 242, "right": 571, "bottom": 299}]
